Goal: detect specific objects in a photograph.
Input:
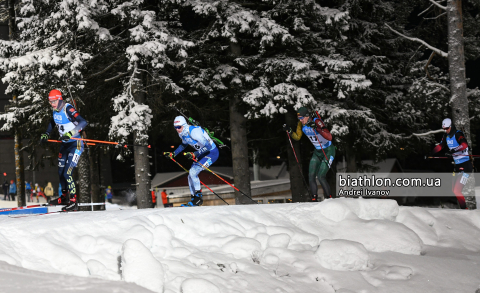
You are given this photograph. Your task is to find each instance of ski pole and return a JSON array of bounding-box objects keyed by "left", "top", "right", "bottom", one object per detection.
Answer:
[
  {"left": 284, "top": 126, "right": 312, "bottom": 198},
  {"left": 425, "top": 155, "right": 480, "bottom": 159},
  {"left": 69, "top": 137, "right": 151, "bottom": 148},
  {"left": 164, "top": 153, "right": 229, "bottom": 205},
  {"left": 186, "top": 154, "right": 258, "bottom": 204},
  {"left": 48, "top": 139, "right": 96, "bottom": 146}
]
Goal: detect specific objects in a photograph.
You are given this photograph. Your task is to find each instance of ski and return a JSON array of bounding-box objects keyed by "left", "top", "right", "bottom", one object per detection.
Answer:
[
  {"left": 0, "top": 202, "right": 105, "bottom": 216},
  {"left": 7, "top": 210, "right": 88, "bottom": 218}
]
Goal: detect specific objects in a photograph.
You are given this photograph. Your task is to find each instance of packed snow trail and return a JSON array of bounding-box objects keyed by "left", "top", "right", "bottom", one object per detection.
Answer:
[{"left": 0, "top": 198, "right": 479, "bottom": 293}]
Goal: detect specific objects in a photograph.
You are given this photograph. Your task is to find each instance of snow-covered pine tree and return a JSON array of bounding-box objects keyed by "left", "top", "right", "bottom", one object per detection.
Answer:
[
  {"left": 0, "top": 0, "right": 112, "bottom": 204},
  {"left": 238, "top": 1, "right": 372, "bottom": 175},
  {"left": 177, "top": 0, "right": 297, "bottom": 203},
  {"left": 108, "top": 0, "right": 192, "bottom": 208}
]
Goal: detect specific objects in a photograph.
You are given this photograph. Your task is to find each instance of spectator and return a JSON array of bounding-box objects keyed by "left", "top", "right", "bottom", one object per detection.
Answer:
[
  {"left": 35, "top": 183, "right": 47, "bottom": 203},
  {"left": 9, "top": 180, "right": 16, "bottom": 201},
  {"left": 25, "top": 181, "right": 32, "bottom": 201},
  {"left": 44, "top": 182, "right": 54, "bottom": 202},
  {"left": 31, "top": 183, "right": 36, "bottom": 202},
  {"left": 161, "top": 189, "right": 168, "bottom": 206},
  {"left": 2, "top": 180, "right": 9, "bottom": 200},
  {"left": 105, "top": 186, "right": 113, "bottom": 204}
]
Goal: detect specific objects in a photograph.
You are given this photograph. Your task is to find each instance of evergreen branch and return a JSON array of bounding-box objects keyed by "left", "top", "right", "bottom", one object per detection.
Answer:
[{"left": 385, "top": 24, "right": 448, "bottom": 58}]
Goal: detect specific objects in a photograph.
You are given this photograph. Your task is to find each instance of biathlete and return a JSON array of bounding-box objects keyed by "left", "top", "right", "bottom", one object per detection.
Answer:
[
  {"left": 284, "top": 107, "right": 335, "bottom": 201},
  {"left": 165, "top": 116, "right": 219, "bottom": 206},
  {"left": 430, "top": 118, "right": 471, "bottom": 209},
  {"left": 40, "top": 89, "right": 88, "bottom": 211}
]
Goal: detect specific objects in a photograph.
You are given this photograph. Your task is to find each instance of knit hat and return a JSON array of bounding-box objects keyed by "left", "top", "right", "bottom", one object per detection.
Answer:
[{"left": 296, "top": 107, "right": 309, "bottom": 117}]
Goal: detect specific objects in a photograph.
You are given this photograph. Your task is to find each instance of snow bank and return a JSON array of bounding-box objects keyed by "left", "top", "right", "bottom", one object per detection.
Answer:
[
  {"left": 181, "top": 278, "right": 220, "bottom": 293},
  {"left": 315, "top": 239, "right": 369, "bottom": 271},
  {"left": 121, "top": 239, "right": 165, "bottom": 293},
  {"left": 0, "top": 198, "right": 479, "bottom": 293}
]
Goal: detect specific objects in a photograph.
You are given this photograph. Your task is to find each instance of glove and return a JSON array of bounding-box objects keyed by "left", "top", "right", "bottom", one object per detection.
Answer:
[
  {"left": 184, "top": 152, "right": 196, "bottom": 160},
  {"left": 307, "top": 120, "right": 316, "bottom": 128},
  {"left": 164, "top": 152, "right": 174, "bottom": 159},
  {"left": 60, "top": 131, "right": 73, "bottom": 142},
  {"left": 282, "top": 124, "right": 292, "bottom": 133},
  {"left": 40, "top": 133, "right": 49, "bottom": 145},
  {"left": 445, "top": 149, "right": 455, "bottom": 157}
]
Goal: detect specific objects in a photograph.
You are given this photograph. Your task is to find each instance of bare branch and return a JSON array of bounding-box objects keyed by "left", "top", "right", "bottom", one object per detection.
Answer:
[
  {"left": 418, "top": 4, "right": 434, "bottom": 16},
  {"left": 105, "top": 72, "right": 128, "bottom": 82},
  {"left": 424, "top": 51, "right": 435, "bottom": 80},
  {"left": 86, "top": 57, "right": 124, "bottom": 79},
  {"left": 426, "top": 81, "right": 450, "bottom": 92},
  {"left": 429, "top": 0, "right": 446, "bottom": 10},
  {"left": 385, "top": 24, "right": 448, "bottom": 58},
  {"left": 424, "top": 12, "right": 447, "bottom": 20}
]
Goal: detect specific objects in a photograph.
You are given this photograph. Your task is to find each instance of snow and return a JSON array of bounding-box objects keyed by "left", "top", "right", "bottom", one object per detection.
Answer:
[{"left": 0, "top": 198, "right": 479, "bottom": 292}]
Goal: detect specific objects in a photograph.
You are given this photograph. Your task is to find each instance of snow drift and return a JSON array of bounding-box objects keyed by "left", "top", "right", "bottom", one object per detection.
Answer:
[{"left": 0, "top": 198, "right": 479, "bottom": 293}]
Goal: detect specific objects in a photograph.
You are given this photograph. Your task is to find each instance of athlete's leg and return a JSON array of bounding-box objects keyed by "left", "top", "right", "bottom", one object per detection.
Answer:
[
  {"left": 50, "top": 144, "right": 70, "bottom": 205},
  {"left": 186, "top": 149, "right": 219, "bottom": 206},
  {"left": 452, "top": 164, "right": 471, "bottom": 209},
  {"left": 308, "top": 153, "right": 322, "bottom": 201},
  {"left": 318, "top": 146, "right": 335, "bottom": 199},
  {"left": 61, "top": 141, "right": 84, "bottom": 210}
]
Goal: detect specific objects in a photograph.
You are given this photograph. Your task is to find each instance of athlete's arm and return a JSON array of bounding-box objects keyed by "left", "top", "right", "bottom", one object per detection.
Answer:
[
  {"left": 431, "top": 135, "right": 447, "bottom": 153},
  {"left": 173, "top": 143, "right": 187, "bottom": 157},
  {"left": 190, "top": 127, "right": 212, "bottom": 157},
  {"left": 65, "top": 105, "right": 88, "bottom": 135},
  {"left": 314, "top": 118, "right": 332, "bottom": 141},
  {"left": 291, "top": 121, "right": 303, "bottom": 141},
  {"left": 45, "top": 119, "right": 56, "bottom": 135},
  {"left": 452, "top": 132, "right": 468, "bottom": 152}
]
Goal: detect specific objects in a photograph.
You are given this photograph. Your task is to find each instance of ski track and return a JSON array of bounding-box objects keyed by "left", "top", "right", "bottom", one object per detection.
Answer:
[{"left": 0, "top": 198, "right": 478, "bottom": 293}]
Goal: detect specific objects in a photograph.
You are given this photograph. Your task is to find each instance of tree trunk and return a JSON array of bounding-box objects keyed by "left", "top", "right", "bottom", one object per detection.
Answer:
[
  {"left": 285, "top": 112, "right": 309, "bottom": 202},
  {"left": 447, "top": 0, "right": 476, "bottom": 209},
  {"left": 8, "top": 5, "right": 25, "bottom": 206},
  {"left": 14, "top": 133, "right": 25, "bottom": 206},
  {"left": 132, "top": 69, "right": 152, "bottom": 209},
  {"left": 229, "top": 95, "right": 252, "bottom": 204},
  {"left": 89, "top": 147, "right": 102, "bottom": 211},
  {"left": 77, "top": 149, "right": 90, "bottom": 210},
  {"left": 345, "top": 144, "right": 357, "bottom": 173}
]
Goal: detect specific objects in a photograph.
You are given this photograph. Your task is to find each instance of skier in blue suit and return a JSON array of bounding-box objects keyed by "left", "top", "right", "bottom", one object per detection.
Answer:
[
  {"left": 165, "top": 116, "right": 219, "bottom": 206},
  {"left": 40, "top": 89, "right": 88, "bottom": 211}
]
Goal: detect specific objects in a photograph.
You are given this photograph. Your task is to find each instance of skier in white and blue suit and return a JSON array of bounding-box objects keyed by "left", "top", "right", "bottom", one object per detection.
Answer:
[{"left": 165, "top": 116, "right": 219, "bottom": 206}]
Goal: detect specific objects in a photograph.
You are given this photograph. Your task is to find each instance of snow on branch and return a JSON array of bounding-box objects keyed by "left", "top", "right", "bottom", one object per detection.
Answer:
[
  {"left": 411, "top": 129, "right": 444, "bottom": 137},
  {"left": 385, "top": 24, "right": 448, "bottom": 58},
  {"left": 401, "top": 129, "right": 444, "bottom": 139},
  {"left": 429, "top": 0, "right": 446, "bottom": 10}
]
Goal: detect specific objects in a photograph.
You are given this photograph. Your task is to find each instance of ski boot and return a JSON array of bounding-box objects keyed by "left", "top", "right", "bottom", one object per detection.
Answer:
[
  {"left": 312, "top": 194, "right": 318, "bottom": 202},
  {"left": 48, "top": 191, "right": 69, "bottom": 206},
  {"left": 62, "top": 194, "right": 78, "bottom": 211},
  {"left": 181, "top": 191, "right": 203, "bottom": 207}
]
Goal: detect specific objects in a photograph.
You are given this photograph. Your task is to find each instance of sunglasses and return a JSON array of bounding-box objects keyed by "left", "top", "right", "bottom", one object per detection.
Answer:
[
  {"left": 443, "top": 127, "right": 450, "bottom": 130},
  {"left": 174, "top": 126, "right": 183, "bottom": 129},
  {"left": 298, "top": 116, "right": 305, "bottom": 120}
]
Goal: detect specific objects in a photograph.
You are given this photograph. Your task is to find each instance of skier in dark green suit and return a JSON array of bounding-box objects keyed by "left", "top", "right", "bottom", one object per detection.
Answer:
[{"left": 284, "top": 107, "right": 335, "bottom": 201}]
